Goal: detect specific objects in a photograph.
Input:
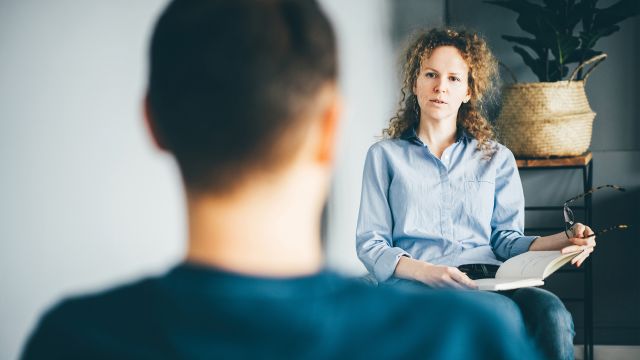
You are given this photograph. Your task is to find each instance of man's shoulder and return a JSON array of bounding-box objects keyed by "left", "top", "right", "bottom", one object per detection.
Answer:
[
  {"left": 51, "top": 275, "right": 159, "bottom": 323},
  {"left": 23, "top": 269, "right": 539, "bottom": 359},
  {"left": 22, "top": 275, "right": 163, "bottom": 359}
]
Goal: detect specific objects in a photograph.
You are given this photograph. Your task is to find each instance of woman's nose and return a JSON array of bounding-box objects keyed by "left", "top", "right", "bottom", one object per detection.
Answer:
[{"left": 434, "top": 78, "right": 447, "bottom": 93}]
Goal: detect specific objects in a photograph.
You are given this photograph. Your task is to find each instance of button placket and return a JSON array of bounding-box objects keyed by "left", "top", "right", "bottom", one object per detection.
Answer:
[{"left": 441, "top": 171, "right": 453, "bottom": 241}]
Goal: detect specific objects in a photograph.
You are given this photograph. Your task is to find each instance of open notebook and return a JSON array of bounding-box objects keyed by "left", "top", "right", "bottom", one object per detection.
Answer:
[{"left": 474, "top": 250, "right": 583, "bottom": 291}]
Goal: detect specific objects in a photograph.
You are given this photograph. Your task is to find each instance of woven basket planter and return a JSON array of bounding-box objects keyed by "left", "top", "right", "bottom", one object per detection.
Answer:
[{"left": 496, "top": 54, "right": 606, "bottom": 158}]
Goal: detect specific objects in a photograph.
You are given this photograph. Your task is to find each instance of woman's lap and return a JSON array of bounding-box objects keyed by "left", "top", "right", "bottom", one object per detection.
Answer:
[
  {"left": 384, "top": 281, "right": 574, "bottom": 359},
  {"left": 497, "top": 287, "right": 575, "bottom": 360}
]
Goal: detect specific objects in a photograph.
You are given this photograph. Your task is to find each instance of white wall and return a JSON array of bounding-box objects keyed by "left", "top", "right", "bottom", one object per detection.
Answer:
[
  {"left": 0, "top": 1, "right": 395, "bottom": 358},
  {"left": 0, "top": 1, "right": 181, "bottom": 359},
  {"left": 321, "top": 0, "right": 396, "bottom": 275}
]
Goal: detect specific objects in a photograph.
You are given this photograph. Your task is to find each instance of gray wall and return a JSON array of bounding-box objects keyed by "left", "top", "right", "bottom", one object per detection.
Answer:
[
  {"left": 324, "top": 0, "right": 448, "bottom": 275},
  {"left": 323, "top": 0, "right": 447, "bottom": 275},
  {"left": 322, "top": 0, "right": 397, "bottom": 275},
  {"left": 0, "top": 1, "right": 401, "bottom": 358},
  {"left": 0, "top": 1, "right": 180, "bottom": 359},
  {"left": 448, "top": 0, "right": 640, "bottom": 345},
  {"left": 2, "top": 0, "right": 637, "bottom": 358}
]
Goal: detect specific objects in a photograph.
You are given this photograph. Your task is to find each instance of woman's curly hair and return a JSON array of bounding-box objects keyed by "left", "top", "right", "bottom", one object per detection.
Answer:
[{"left": 384, "top": 28, "right": 499, "bottom": 156}]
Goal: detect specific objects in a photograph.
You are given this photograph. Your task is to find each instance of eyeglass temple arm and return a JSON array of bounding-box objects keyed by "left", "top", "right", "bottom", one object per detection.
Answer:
[
  {"left": 565, "top": 185, "right": 626, "bottom": 205},
  {"left": 575, "top": 225, "right": 630, "bottom": 239}
]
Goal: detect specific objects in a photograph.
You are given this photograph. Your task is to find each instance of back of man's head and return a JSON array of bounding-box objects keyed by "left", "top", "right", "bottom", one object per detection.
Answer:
[{"left": 147, "top": 0, "right": 337, "bottom": 194}]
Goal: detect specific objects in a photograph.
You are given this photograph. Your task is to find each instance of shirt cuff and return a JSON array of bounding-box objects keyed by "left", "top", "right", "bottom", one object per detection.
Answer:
[
  {"left": 510, "top": 235, "right": 539, "bottom": 257},
  {"left": 373, "top": 247, "right": 411, "bottom": 283}
]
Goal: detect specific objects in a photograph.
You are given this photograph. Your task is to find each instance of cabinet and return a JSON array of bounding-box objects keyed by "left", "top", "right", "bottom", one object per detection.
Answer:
[{"left": 517, "top": 152, "right": 594, "bottom": 360}]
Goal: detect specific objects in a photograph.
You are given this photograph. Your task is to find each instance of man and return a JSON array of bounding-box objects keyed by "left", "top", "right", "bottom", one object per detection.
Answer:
[{"left": 22, "top": 1, "right": 539, "bottom": 359}]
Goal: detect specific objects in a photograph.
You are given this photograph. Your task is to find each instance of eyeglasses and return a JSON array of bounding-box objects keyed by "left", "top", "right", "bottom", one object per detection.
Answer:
[{"left": 563, "top": 184, "right": 629, "bottom": 239}]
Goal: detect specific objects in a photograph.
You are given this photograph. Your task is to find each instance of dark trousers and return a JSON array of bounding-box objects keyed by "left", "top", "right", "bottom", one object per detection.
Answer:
[
  {"left": 385, "top": 275, "right": 575, "bottom": 360},
  {"left": 454, "top": 264, "right": 575, "bottom": 358}
]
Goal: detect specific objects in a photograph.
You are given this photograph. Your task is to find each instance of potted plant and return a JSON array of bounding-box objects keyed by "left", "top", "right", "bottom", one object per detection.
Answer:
[{"left": 485, "top": 0, "right": 639, "bottom": 157}]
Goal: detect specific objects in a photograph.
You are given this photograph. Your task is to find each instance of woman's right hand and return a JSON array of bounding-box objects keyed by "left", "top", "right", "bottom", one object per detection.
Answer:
[
  {"left": 395, "top": 257, "right": 477, "bottom": 289},
  {"left": 416, "top": 263, "right": 477, "bottom": 289}
]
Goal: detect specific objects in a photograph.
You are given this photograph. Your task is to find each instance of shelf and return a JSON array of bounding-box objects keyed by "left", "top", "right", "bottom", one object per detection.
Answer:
[
  {"left": 516, "top": 151, "right": 592, "bottom": 169},
  {"left": 516, "top": 153, "right": 594, "bottom": 360}
]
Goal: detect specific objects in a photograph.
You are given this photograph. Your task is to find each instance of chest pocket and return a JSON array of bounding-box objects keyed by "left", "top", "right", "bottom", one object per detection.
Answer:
[{"left": 463, "top": 178, "right": 495, "bottom": 225}]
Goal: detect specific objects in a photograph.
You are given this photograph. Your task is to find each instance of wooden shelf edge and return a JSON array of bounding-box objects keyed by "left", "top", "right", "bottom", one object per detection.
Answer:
[{"left": 516, "top": 151, "right": 592, "bottom": 168}]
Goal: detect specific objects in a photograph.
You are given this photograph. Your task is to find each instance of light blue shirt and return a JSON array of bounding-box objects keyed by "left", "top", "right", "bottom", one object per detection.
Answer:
[{"left": 356, "top": 127, "right": 538, "bottom": 282}]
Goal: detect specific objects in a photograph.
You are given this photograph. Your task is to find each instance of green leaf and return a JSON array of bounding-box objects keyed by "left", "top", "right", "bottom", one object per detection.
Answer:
[
  {"left": 567, "top": 0, "right": 584, "bottom": 30},
  {"left": 485, "top": 1, "right": 553, "bottom": 37},
  {"left": 542, "top": 0, "right": 567, "bottom": 12},
  {"left": 580, "top": 25, "right": 620, "bottom": 50},
  {"left": 547, "top": 63, "right": 569, "bottom": 81},
  {"left": 543, "top": 0, "right": 581, "bottom": 31},
  {"left": 550, "top": 33, "right": 580, "bottom": 65},
  {"left": 565, "top": 49, "right": 603, "bottom": 80},
  {"left": 565, "top": 48, "right": 602, "bottom": 64},
  {"left": 593, "top": 0, "right": 640, "bottom": 29},
  {"left": 517, "top": 7, "right": 557, "bottom": 38},
  {"left": 486, "top": 0, "right": 638, "bottom": 81},
  {"left": 543, "top": 58, "right": 569, "bottom": 82},
  {"left": 580, "top": 0, "right": 598, "bottom": 33},
  {"left": 513, "top": 45, "right": 547, "bottom": 81},
  {"left": 484, "top": 0, "right": 544, "bottom": 15},
  {"left": 502, "top": 35, "right": 546, "bottom": 58}
]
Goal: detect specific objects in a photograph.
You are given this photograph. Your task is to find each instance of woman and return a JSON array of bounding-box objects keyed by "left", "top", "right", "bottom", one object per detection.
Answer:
[{"left": 356, "top": 28, "right": 596, "bottom": 360}]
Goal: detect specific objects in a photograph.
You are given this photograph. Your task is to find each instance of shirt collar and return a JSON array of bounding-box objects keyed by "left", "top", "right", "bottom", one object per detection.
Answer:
[{"left": 400, "top": 124, "right": 472, "bottom": 144}]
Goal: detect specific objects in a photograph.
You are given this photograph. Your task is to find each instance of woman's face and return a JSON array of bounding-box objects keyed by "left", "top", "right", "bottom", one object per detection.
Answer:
[{"left": 413, "top": 46, "right": 471, "bottom": 124}]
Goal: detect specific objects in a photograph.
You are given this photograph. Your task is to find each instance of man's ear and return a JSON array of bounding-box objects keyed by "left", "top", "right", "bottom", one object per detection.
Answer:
[
  {"left": 144, "top": 95, "right": 169, "bottom": 151},
  {"left": 316, "top": 90, "right": 342, "bottom": 165}
]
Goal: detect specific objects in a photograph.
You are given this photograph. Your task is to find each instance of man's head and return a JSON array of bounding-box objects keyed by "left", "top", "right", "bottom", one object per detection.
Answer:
[{"left": 147, "top": 0, "right": 338, "bottom": 195}]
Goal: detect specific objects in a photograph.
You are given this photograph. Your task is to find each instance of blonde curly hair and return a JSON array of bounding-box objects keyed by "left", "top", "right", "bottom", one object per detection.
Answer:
[{"left": 384, "top": 28, "right": 499, "bottom": 155}]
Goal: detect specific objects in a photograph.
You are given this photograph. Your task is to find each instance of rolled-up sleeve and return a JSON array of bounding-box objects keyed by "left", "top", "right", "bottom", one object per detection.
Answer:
[
  {"left": 490, "top": 148, "right": 538, "bottom": 260},
  {"left": 356, "top": 144, "right": 410, "bottom": 282}
]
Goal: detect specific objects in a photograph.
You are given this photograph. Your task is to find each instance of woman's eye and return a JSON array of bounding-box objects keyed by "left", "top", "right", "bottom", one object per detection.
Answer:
[
  {"left": 425, "top": 72, "right": 437, "bottom": 78},
  {"left": 450, "top": 76, "right": 461, "bottom": 82}
]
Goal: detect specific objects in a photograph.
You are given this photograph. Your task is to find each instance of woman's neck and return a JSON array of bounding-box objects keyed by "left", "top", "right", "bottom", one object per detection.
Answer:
[{"left": 417, "top": 116, "right": 457, "bottom": 158}]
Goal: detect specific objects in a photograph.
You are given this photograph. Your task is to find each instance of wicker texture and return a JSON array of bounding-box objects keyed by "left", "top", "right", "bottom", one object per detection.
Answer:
[
  {"left": 496, "top": 54, "right": 606, "bottom": 158},
  {"left": 496, "top": 81, "right": 595, "bottom": 157}
]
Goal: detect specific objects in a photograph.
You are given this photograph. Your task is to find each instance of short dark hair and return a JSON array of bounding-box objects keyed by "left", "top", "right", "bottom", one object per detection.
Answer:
[{"left": 148, "top": 0, "right": 337, "bottom": 193}]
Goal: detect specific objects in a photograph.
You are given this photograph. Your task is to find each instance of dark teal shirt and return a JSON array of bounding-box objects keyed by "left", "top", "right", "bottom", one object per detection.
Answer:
[{"left": 22, "top": 263, "right": 539, "bottom": 359}]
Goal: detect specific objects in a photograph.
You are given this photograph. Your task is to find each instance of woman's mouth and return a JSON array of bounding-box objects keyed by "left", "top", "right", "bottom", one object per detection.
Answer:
[{"left": 430, "top": 99, "right": 447, "bottom": 104}]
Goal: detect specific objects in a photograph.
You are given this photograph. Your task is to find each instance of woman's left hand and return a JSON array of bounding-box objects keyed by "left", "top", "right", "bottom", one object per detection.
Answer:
[{"left": 561, "top": 222, "right": 596, "bottom": 267}]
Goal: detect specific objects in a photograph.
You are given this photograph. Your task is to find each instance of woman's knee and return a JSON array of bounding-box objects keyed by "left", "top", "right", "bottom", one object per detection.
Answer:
[
  {"left": 512, "top": 288, "right": 574, "bottom": 331},
  {"left": 470, "top": 291, "right": 525, "bottom": 326}
]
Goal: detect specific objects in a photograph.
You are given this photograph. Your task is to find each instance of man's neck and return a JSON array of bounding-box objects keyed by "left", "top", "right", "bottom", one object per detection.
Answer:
[{"left": 185, "top": 168, "right": 325, "bottom": 277}]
